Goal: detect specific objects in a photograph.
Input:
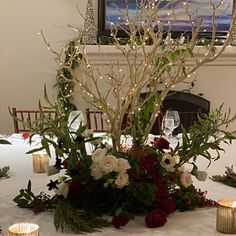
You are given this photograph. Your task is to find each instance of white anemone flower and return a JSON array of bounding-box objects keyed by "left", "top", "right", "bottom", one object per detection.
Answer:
[{"left": 160, "top": 153, "right": 178, "bottom": 172}]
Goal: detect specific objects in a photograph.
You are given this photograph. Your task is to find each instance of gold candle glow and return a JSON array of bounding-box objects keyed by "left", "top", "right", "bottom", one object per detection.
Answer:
[
  {"left": 8, "top": 222, "right": 39, "bottom": 236},
  {"left": 32, "top": 151, "right": 49, "bottom": 173},
  {"left": 216, "top": 200, "right": 236, "bottom": 234}
]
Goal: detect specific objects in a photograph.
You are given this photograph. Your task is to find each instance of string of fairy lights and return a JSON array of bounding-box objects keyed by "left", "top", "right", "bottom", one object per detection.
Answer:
[
  {"left": 42, "top": 34, "right": 233, "bottom": 113},
  {"left": 38, "top": 0, "right": 235, "bottom": 113}
]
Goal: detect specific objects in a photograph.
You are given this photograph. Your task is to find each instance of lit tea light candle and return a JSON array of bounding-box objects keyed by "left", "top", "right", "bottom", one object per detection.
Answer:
[
  {"left": 8, "top": 222, "right": 39, "bottom": 236},
  {"left": 32, "top": 151, "right": 49, "bottom": 173},
  {"left": 216, "top": 200, "right": 236, "bottom": 234}
]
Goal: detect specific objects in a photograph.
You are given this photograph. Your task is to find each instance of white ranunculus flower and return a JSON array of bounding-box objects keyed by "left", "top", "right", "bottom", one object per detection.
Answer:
[
  {"left": 91, "top": 148, "right": 107, "bottom": 163},
  {"left": 160, "top": 153, "right": 177, "bottom": 172},
  {"left": 115, "top": 158, "right": 131, "bottom": 173},
  {"left": 90, "top": 165, "right": 103, "bottom": 180},
  {"left": 115, "top": 172, "right": 129, "bottom": 189},
  {"left": 195, "top": 170, "right": 208, "bottom": 181},
  {"left": 180, "top": 172, "right": 193, "bottom": 188},
  {"left": 46, "top": 165, "right": 60, "bottom": 176},
  {"left": 99, "top": 154, "right": 118, "bottom": 173},
  {"left": 82, "top": 129, "right": 94, "bottom": 137},
  {"left": 178, "top": 165, "right": 185, "bottom": 173},
  {"left": 54, "top": 181, "right": 69, "bottom": 198}
]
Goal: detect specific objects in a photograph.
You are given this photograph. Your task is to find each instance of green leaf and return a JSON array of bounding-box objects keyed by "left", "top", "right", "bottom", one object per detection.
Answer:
[
  {"left": 0, "top": 139, "right": 11, "bottom": 145},
  {"left": 26, "top": 147, "right": 45, "bottom": 154}
]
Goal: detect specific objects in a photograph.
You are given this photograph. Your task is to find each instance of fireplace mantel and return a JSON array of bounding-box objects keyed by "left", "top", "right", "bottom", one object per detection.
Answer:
[{"left": 86, "top": 45, "right": 236, "bottom": 66}]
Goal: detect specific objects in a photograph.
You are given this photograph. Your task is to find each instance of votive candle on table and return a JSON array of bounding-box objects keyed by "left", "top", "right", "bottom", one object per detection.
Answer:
[
  {"left": 8, "top": 222, "right": 39, "bottom": 236},
  {"left": 32, "top": 151, "right": 49, "bottom": 173},
  {"left": 216, "top": 200, "right": 236, "bottom": 234}
]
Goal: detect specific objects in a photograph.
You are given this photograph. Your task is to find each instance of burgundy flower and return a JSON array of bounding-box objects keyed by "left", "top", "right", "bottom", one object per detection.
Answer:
[
  {"left": 168, "top": 174, "right": 176, "bottom": 182},
  {"left": 158, "top": 199, "right": 176, "bottom": 215},
  {"left": 22, "top": 132, "right": 29, "bottom": 139},
  {"left": 151, "top": 137, "right": 170, "bottom": 150},
  {"left": 62, "top": 158, "right": 68, "bottom": 169},
  {"left": 141, "top": 155, "right": 157, "bottom": 172},
  {"left": 67, "top": 179, "right": 81, "bottom": 199},
  {"left": 112, "top": 215, "right": 129, "bottom": 229},
  {"left": 145, "top": 209, "right": 167, "bottom": 228},
  {"left": 155, "top": 177, "right": 168, "bottom": 199}
]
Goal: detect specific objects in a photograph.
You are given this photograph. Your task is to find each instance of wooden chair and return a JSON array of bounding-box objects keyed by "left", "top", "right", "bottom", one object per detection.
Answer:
[
  {"left": 11, "top": 108, "right": 57, "bottom": 133},
  {"left": 85, "top": 108, "right": 108, "bottom": 132}
]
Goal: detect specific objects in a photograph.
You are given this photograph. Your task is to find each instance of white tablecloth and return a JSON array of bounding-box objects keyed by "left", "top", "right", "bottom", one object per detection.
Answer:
[{"left": 0, "top": 134, "right": 235, "bottom": 236}]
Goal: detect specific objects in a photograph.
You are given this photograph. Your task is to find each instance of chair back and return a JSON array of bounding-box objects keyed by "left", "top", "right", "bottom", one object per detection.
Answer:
[
  {"left": 85, "top": 108, "right": 108, "bottom": 132},
  {"left": 11, "top": 108, "right": 57, "bottom": 133}
]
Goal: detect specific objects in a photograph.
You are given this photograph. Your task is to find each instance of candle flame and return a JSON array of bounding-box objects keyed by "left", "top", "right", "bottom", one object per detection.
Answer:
[{"left": 232, "top": 201, "right": 236, "bottom": 208}]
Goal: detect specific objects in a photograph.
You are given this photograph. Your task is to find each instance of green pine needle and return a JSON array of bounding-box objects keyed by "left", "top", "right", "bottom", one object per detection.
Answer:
[
  {"left": 211, "top": 166, "right": 236, "bottom": 188},
  {"left": 54, "top": 199, "right": 110, "bottom": 234},
  {"left": 0, "top": 166, "right": 10, "bottom": 179}
]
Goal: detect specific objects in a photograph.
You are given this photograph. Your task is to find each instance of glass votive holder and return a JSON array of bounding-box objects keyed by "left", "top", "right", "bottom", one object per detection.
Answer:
[
  {"left": 216, "top": 200, "right": 236, "bottom": 234},
  {"left": 32, "top": 151, "right": 49, "bottom": 173},
  {"left": 8, "top": 222, "right": 39, "bottom": 236}
]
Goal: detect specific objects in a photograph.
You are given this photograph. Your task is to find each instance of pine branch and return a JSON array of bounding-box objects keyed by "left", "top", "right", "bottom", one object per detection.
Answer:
[
  {"left": 211, "top": 166, "right": 236, "bottom": 188},
  {"left": 54, "top": 198, "right": 109, "bottom": 234},
  {"left": 0, "top": 166, "right": 10, "bottom": 179}
]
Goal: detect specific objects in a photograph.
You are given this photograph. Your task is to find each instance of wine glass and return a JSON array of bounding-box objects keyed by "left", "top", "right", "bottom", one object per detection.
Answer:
[
  {"left": 162, "top": 117, "right": 174, "bottom": 139},
  {"left": 162, "top": 110, "right": 180, "bottom": 140}
]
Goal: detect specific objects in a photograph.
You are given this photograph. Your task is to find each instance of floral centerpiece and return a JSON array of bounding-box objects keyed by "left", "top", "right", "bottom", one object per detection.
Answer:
[
  {"left": 14, "top": 101, "right": 236, "bottom": 233},
  {"left": 13, "top": 0, "right": 236, "bottom": 234}
]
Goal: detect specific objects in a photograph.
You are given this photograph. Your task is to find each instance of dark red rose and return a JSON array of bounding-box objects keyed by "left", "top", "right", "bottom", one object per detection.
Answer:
[
  {"left": 155, "top": 177, "right": 168, "bottom": 199},
  {"left": 145, "top": 209, "right": 167, "bottom": 228},
  {"left": 151, "top": 137, "right": 170, "bottom": 150},
  {"left": 141, "top": 155, "right": 157, "bottom": 172},
  {"left": 159, "top": 199, "right": 176, "bottom": 215},
  {"left": 168, "top": 174, "right": 176, "bottom": 182},
  {"left": 22, "top": 132, "right": 29, "bottom": 139},
  {"left": 67, "top": 179, "right": 81, "bottom": 199},
  {"left": 112, "top": 215, "right": 129, "bottom": 229}
]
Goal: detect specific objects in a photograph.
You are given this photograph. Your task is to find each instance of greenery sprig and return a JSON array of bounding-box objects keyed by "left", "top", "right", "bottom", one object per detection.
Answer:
[
  {"left": 0, "top": 166, "right": 10, "bottom": 179},
  {"left": 54, "top": 199, "right": 109, "bottom": 234},
  {"left": 13, "top": 180, "right": 56, "bottom": 214},
  {"left": 55, "top": 40, "right": 82, "bottom": 112},
  {"left": 14, "top": 181, "right": 109, "bottom": 233},
  {"left": 0, "top": 139, "right": 11, "bottom": 145},
  {"left": 211, "top": 166, "right": 236, "bottom": 187},
  {"left": 175, "top": 104, "right": 236, "bottom": 170}
]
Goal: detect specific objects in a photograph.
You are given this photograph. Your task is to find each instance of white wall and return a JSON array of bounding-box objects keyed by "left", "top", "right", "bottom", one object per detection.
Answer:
[
  {"left": 0, "top": 0, "right": 90, "bottom": 133},
  {"left": 0, "top": 0, "right": 236, "bottom": 134}
]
